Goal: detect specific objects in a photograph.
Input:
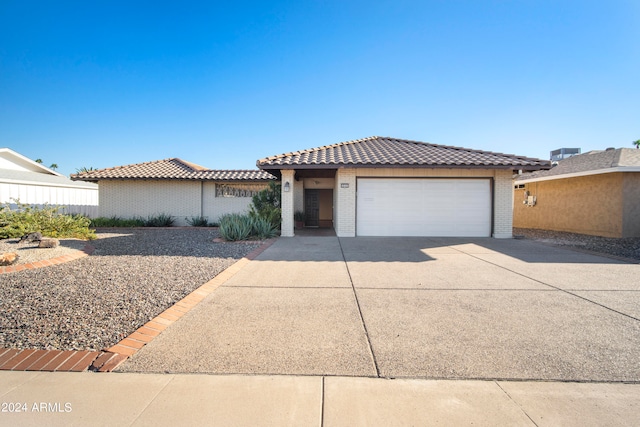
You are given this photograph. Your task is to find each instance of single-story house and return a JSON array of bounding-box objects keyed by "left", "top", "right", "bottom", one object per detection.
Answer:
[
  {"left": 1, "top": 148, "right": 98, "bottom": 217},
  {"left": 257, "top": 136, "right": 550, "bottom": 238},
  {"left": 71, "top": 158, "right": 275, "bottom": 225},
  {"left": 514, "top": 147, "right": 640, "bottom": 238}
]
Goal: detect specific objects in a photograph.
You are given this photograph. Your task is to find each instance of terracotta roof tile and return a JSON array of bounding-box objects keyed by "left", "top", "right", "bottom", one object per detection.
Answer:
[
  {"left": 71, "top": 158, "right": 274, "bottom": 182},
  {"left": 258, "top": 136, "right": 550, "bottom": 170}
]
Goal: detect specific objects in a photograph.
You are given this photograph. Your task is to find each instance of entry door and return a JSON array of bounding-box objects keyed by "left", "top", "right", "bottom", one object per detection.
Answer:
[{"left": 305, "top": 189, "right": 319, "bottom": 227}]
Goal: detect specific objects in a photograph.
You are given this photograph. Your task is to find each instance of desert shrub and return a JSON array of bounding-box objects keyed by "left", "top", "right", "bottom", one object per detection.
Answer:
[
  {"left": 0, "top": 200, "right": 96, "bottom": 240},
  {"left": 144, "top": 213, "right": 175, "bottom": 227},
  {"left": 90, "top": 216, "right": 145, "bottom": 227},
  {"left": 186, "top": 216, "right": 210, "bottom": 227},
  {"left": 250, "top": 216, "right": 279, "bottom": 239},
  {"left": 249, "top": 182, "right": 281, "bottom": 229},
  {"left": 218, "top": 213, "right": 279, "bottom": 241},
  {"left": 218, "top": 213, "right": 253, "bottom": 241}
]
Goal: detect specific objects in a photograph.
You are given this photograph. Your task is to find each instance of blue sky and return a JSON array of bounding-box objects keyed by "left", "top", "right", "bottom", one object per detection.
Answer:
[{"left": 1, "top": 1, "right": 638, "bottom": 176}]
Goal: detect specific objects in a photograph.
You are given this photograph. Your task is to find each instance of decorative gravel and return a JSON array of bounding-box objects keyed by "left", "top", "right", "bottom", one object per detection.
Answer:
[
  {"left": 514, "top": 228, "right": 640, "bottom": 262},
  {"left": 0, "top": 228, "right": 262, "bottom": 351},
  {"left": 1, "top": 237, "right": 88, "bottom": 265}
]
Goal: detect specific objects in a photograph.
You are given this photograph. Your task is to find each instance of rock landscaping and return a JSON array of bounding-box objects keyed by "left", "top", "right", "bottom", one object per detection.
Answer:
[
  {"left": 0, "top": 228, "right": 261, "bottom": 351},
  {"left": 513, "top": 228, "right": 640, "bottom": 262}
]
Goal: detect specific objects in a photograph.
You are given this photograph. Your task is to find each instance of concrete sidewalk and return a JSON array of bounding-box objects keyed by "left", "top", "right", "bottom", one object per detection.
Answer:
[{"left": 1, "top": 371, "right": 639, "bottom": 426}]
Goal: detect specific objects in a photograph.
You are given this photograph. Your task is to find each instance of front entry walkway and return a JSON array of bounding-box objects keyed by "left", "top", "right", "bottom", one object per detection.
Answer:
[{"left": 117, "top": 236, "right": 640, "bottom": 382}]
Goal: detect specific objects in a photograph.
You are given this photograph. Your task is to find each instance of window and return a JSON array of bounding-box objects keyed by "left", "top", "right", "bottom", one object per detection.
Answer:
[{"left": 215, "top": 184, "right": 267, "bottom": 198}]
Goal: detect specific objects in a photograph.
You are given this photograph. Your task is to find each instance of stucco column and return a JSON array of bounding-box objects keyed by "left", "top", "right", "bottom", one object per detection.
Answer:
[
  {"left": 335, "top": 168, "right": 357, "bottom": 237},
  {"left": 493, "top": 169, "right": 514, "bottom": 238},
  {"left": 280, "top": 169, "right": 295, "bottom": 237}
]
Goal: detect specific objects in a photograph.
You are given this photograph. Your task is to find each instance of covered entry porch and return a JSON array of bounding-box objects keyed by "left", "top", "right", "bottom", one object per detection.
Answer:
[{"left": 282, "top": 169, "right": 336, "bottom": 236}]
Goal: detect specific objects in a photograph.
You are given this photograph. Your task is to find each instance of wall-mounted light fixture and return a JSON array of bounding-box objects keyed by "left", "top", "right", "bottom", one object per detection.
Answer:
[{"left": 283, "top": 181, "right": 290, "bottom": 192}]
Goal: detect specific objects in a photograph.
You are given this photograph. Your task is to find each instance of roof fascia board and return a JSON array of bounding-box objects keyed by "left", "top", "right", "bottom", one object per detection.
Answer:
[
  {"left": 1, "top": 177, "right": 98, "bottom": 189},
  {"left": 516, "top": 167, "right": 640, "bottom": 184},
  {"left": 260, "top": 164, "right": 544, "bottom": 171},
  {"left": 72, "top": 176, "right": 274, "bottom": 182}
]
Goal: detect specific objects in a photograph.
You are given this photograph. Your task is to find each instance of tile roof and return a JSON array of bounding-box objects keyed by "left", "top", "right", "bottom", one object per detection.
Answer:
[
  {"left": 516, "top": 148, "right": 640, "bottom": 181},
  {"left": 71, "top": 158, "right": 275, "bottom": 182},
  {"left": 257, "top": 136, "right": 550, "bottom": 170}
]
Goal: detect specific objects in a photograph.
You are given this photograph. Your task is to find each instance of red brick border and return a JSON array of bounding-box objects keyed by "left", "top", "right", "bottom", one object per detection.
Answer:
[
  {"left": 0, "top": 237, "right": 277, "bottom": 372},
  {"left": 0, "top": 348, "right": 126, "bottom": 372},
  {"left": 0, "top": 244, "right": 95, "bottom": 274}
]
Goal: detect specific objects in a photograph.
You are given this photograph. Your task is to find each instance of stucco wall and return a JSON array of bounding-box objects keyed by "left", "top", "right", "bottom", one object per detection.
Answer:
[
  {"left": 202, "top": 182, "right": 257, "bottom": 223},
  {"left": 513, "top": 173, "right": 626, "bottom": 238},
  {"left": 100, "top": 180, "right": 263, "bottom": 226},
  {"left": 622, "top": 173, "right": 640, "bottom": 238},
  {"left": 99, "top": 180, "right": 201, "bottom": 225}
]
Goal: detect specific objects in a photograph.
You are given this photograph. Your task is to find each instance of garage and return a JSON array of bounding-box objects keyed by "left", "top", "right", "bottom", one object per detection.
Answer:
[{"left": 356, "top": 178, "right": 492, "bottom": 237}]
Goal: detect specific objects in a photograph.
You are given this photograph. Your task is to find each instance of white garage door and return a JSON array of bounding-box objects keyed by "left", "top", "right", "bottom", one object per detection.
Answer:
[{"left": 356, "top": 178, "right": 491, "bottom": 237}]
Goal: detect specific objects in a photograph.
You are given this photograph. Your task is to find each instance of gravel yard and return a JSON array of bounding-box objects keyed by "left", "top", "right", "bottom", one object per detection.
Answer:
[
  {"left": 514, "top": 228, "right": 640, "bottom": 262},
  {"left": 0, "top": 228, "right": 261, "bottom": 351}
]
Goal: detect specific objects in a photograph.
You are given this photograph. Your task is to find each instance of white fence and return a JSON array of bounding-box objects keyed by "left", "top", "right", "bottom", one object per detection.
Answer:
[{"left": 0, "top": 181, "right": 99, "bottom": 217}]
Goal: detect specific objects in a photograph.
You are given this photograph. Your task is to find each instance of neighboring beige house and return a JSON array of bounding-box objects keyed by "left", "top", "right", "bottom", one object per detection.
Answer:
[
  {"left": 258, "top": 136, "right": 550, "bottom": 238},
  {"left": 1, "top": 148, "right": 98, "bottom": 217},
  {"left": 72, "top": 158, "right": 274, "bottom": 225},
  {"left": 514, "top": 148, "right": 640, "bottom": 238}
]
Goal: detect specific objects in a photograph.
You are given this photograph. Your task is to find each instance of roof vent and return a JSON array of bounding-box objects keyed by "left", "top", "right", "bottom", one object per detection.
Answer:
[{"left": 606, "top": 147, "right": 615, "bottom": 151}]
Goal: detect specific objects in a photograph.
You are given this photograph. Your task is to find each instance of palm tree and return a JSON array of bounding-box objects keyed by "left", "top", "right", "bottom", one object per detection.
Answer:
[
  {"left": 49, "top": 163, "right": 58, "bottom": 170},
  {"left": 633, "top": 140, "right": 640, "bottom": 149},
  {"left": 75, "top": 166, "right": 96, "bottom": 173}
]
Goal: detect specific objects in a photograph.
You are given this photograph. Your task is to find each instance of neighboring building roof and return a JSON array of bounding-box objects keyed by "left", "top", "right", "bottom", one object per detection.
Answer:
[
  {"left": 0, "top": 147, "right": 65, "bottom": 177},
  {"left": 257, "top": 136, "right": 551, "bottom": 171},
  {"left": 1, "top": 147, "right": 97, "bottom": 189},
  {"left": 1, "top": 169, "right": 98, "bottom": 189},
  {"left": 71, "top": 158, "right": 275, "bottom": 182},
  {"left": 516, "top": 148, "right": 640, "bottom": 183}
]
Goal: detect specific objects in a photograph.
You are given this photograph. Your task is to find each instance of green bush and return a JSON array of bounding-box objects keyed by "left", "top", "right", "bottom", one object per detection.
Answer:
[
  {"left": 0, "top": 201, "right": 96, "bottom": 240},
  {"left": 186, "top": 216, "right": 210, "bottom": 227},
  {"left": 249, "top": 182, "right": 281, "bottom": 229},
  {"left": 218, "top": 213, "right": 279, "bottom": 241},
  {"left": 144, "top": 213, "right": 175, "bottom": 227},
  {"left": 250, "top": 216, "right": 279, "bottom": 239},
  {"left": 218, "top": 213, "right": 253, "bottom": 241},
  {"left": 90, "top": 216, "right": 146, "bottom": 227}
]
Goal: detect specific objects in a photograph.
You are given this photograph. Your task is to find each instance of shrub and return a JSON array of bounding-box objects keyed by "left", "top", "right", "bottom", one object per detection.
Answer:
[
  {"left": 186, "top": 216, "right": 210, "bottom": 227},
  {"left": 144, "top": 213, "right": 175, "bottom": 227},
  {"left": 218, "top": 213, "right": 253, "bottom": 241},
  {"left": 249, "top": 182, "right": 281, "bottom": 229},
  {"left": 90, "top": 216, "right": 145, "bottom": 227},
  {"left": 0, "top": 200, "right": 96, "bottom": 240},
  {"left": 218, "top": 213, "right": 279, "bottom": 241},
  {"left": 250, "top": 216, "right": 279, "bottom": 239}
]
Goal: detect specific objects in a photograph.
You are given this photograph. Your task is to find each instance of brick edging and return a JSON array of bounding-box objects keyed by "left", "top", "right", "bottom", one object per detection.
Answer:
[
  {"left": 0, "top": 244, "right": 95, "bottom": 274},
  {"left": 0, "top": 348, "right": 127, "bottom": 373}
]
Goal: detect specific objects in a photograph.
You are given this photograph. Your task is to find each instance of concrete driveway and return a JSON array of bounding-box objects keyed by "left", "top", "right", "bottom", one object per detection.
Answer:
[{"left": 118, "top": 236, "right": 640, "bottom": 382}]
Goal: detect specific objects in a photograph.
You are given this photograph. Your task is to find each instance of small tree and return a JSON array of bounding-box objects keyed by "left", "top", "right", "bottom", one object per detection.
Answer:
[
  {"left": 248, "top": 182, "right": 281, "bottom": 228},
  {"left": 633, "top": 139, "right": 640, "bottom": 149}
]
